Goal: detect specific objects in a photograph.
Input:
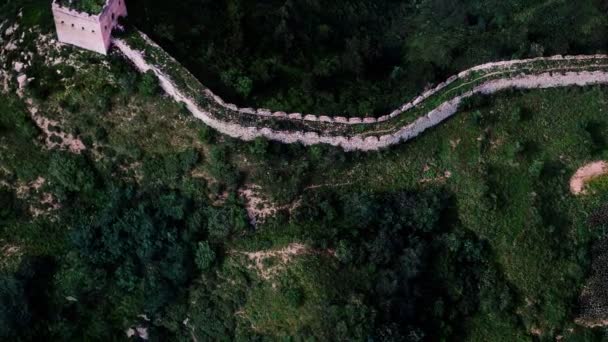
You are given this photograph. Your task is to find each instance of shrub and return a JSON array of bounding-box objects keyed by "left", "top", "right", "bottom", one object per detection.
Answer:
[
  {"left": 138, "top": 71, "right": 160, "bottom": 97},
  {"left": 198, "top": 125, "right": 215, "bottom": 143},
  {"left": 195, "top": 241, "right": 215, "bottom": 271},
  {"left": 248, "top": 137, "right": 269, "bottom": 158}
]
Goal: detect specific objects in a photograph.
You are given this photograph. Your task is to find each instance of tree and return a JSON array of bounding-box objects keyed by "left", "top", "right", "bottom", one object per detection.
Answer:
[
  {"left": 138, "top": 71, "right": 159, "bottom": 97},
  {"left": 195, "top": 241, "right": 215, "bottom": 271},
  {"left": 48, "top": 153, "right": 95, "bottom": 194},
  {"left": 335, "top": 240, "right": 353, "bottom": 264},
  {"left": 0, "top": 274, "right": 30, "bottom": 338}
]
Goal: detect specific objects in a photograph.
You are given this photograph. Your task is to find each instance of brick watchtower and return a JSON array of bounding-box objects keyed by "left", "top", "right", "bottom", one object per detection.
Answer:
[{"left": 52, "top": 0, "right": 127, "bottom": 54}]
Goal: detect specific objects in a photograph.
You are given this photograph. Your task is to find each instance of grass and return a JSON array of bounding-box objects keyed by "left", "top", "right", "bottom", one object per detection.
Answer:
[
  {"left": 3, "top": 9, "right": 608, "bottom": 339},
  {"left": 288, "top": 85, "right": 608, "bottom": 337},
  {"left": 121, "top": 28, "right": 608, "bottom": 140},
  {"left": 215, "top": 84, "right": 608, "bottom": 339},
  {"left": 55, "top": 0, "right": 106, "bottom": 14}
]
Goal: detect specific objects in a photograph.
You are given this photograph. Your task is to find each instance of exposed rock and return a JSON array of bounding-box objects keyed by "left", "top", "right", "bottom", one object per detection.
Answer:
[
  {"left": 4, "top": 24, "right": 18, "bottom": 36},
  {"left": 13, "top": 61, "right": 24, "bottom": 72},
  {"left": 136, "top": 327, "right": 149, "bottom": 340},
  {"left": 16, "top": 74, "right": 27, "bottom": 89}
]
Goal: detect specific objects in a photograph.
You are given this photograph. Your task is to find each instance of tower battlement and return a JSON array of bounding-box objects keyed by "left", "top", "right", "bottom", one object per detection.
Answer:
[{"left": 52, "top": 0, "right": 127, "bottom": 54}]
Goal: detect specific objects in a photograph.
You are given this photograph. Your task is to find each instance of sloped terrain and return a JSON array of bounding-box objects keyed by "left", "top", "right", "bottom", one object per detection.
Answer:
[{"left": 2, "top": 1, "right": 608, "bottom": 341}]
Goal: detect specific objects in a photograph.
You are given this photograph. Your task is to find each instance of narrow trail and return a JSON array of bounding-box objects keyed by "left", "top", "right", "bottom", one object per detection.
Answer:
[{"left": 115, "top": 31, "right": 608, "bottom": 152}]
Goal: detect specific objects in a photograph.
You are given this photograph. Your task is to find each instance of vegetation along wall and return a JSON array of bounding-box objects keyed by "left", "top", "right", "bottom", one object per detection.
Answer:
[{"left": 115, "top": 30, "right": 608, "bottom": 151}]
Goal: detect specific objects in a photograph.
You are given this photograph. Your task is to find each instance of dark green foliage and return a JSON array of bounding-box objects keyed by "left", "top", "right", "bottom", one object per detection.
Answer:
[
  {"left": 129, "top": 0, "right": 608, "bottom": 116},
  {"left": 27, "top": 56, "right": 66, "bottom": 100},
  {"left": 207, "top": 146, "right": 241, "bottom": 190},
  {"left": 281, "top": 286, "right": 304, "bottom": 308},
  {"left": 48, "top": 152, "right": 95, "bottom": 194},
  {"left": 0, "top": 98, "right": 38, "bottom": 140},
  {"left": 248, "top": 137, "right": 269, "bottom": 158},
  {"left": 141, "top": 149, "right": 199, "bottom": 188},
  {"left": 0, "top": 274, "right": 30, "bottom": 338},
  {"left": 0, "top": 257, "right": 57, "bottom": 340},
  {"left": 138, "top": 70, "right": 160, "bottom": 97},
  {"left": 198, "top": 125, "right": 216, "bottom": 143},
  {"left": 195, "top": 241, "right": 215, "bottom": 271},
  {"left": 45, "top": 184, "right": 247, "bottom": 339},
  {"left": 249, "top": 189, "right": 516, "bottom": 340},
  {"left": 206, "top": 197, "right": 248, "bottom": 242},
  {"left": 0, "top": 189, "right": 20, "bottom": 227},
  {"left": 56, "top": 0, "right": 105, "bottom": 14}
]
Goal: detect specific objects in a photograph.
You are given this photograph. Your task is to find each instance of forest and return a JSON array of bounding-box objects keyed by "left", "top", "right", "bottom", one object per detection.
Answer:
[
  {"left": 129, "top": 0, "right": 608, "bottom": 117},
  {"left": 2, "top": 0, "right": 608, "bottom": 340}
]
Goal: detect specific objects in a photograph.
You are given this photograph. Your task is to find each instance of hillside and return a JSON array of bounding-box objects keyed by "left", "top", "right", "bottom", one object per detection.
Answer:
[
  {"left": 1, "top": 0, "right": 608, "bottom": 341},
  {"left": 129, "top": 0, "right": 608, "bottom": 117}
]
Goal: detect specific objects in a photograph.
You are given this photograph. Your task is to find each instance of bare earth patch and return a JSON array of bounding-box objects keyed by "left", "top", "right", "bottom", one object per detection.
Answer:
[
  {"left": 569, "top": 161, "right": 608, "bottom": 195},
  {"left": 24, "top": 98, "right": 86, "bottom": 154},
  {"left": 234, "top": 243, "right": 333, "bottom": 280},
  {"left": 13, "top": 176, "right": 61, "bottom": 217},
  {"left": 238, "top": 184, "right": 300, "bottom": 226}
]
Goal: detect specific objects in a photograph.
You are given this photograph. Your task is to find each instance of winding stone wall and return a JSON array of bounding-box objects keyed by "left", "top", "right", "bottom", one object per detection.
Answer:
[
  {"left": 114, "top": 32, "right": 608, "bottom": 151},
  {"left": 198, "top": 51, "right": 608, "bottom": 125}
]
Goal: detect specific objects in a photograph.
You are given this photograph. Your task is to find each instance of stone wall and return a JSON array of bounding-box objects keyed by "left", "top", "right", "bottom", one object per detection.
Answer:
[
  {"left": 196, "top": 48, "right": 608, "bottom": 125},
  {"left": 114, "top": 32, "right": 608, "bottom": 151},
  {"left": 52, "top": 0, "right": 127, "bottom": 55}
]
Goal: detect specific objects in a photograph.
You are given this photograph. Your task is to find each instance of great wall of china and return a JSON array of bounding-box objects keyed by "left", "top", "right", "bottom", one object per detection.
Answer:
[
  {"left": 115, "top": 30, "right": 608, "bottom": 151},
  {"left": 12, "top": 0, "right": 608, "bottom": 152}
]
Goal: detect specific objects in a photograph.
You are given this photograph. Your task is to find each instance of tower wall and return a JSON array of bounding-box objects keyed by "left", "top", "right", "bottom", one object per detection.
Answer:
[{"left": 52, "top": 0, "right": 128, "bottom": 55}]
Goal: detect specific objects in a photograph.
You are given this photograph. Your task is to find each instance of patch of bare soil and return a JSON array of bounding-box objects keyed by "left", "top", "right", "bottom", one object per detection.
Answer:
[
  {"left": 26, "top": 101, "right": 86, "bottom": 153},
  {"left": 238, "top": 184, "right": 300, "bottom": 226},
  {"left": 570, "top": 161, "right": 608, "bottom": 195},
  {"left": 14, "top": 176, "right": 60, "bottom": 217},
  {"left": 234, "top": 243, "right": 333, "bottom": 280}
]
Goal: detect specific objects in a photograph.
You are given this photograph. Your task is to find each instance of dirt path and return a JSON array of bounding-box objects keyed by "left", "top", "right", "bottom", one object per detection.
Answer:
[{"left": 570, "top": 161, "right": 608, "bottom": 195}]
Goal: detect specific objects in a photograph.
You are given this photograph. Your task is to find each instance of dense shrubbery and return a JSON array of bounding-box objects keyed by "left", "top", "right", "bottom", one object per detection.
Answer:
[
  {"left": 266, "top": 189, "right": 515, "bottom": 340},
  {"left": 129, "top": 0, "right": 608, "bottom": 116},
  {"left": 56, "top": 0, "right": 105, "bottom": 14},
  {"left": 3, "top": 0, "right": 608, "bottom": 340}
]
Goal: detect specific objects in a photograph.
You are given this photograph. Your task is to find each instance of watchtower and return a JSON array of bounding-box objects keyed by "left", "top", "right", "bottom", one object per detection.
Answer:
[{"left": 52, "top": 0, "right": 127, "bottom": 54}]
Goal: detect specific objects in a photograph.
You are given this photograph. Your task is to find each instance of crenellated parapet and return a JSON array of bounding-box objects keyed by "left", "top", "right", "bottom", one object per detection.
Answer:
[{"left": 114, "top": 30, "right": 608, "bottom": 151}]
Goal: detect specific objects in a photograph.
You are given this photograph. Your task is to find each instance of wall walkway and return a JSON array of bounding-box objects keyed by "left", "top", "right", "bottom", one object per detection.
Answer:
[{"left": 114, "top": 31, "right": 608, "bottom": 151}]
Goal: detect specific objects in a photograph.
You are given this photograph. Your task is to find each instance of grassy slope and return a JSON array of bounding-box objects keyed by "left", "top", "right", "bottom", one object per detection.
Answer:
[
  {"left": 295, "top": 86, "right": 608, "bottom": 338},
  {"left": 2, "top": 1, "right": 608, "bottom": 339}
]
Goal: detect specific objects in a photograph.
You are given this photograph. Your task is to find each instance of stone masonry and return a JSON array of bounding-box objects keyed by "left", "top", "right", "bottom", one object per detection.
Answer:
[{"left": 52, "top": 0, "right": 127, "bottom": 54}]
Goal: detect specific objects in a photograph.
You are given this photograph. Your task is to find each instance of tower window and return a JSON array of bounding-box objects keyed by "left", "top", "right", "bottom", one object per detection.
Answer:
[
  {"left": 71, "top": 23, "right": 74, "bottom": 27},
  {"left": 61, "top": 20, "right": 65, "bottom": 24}
]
